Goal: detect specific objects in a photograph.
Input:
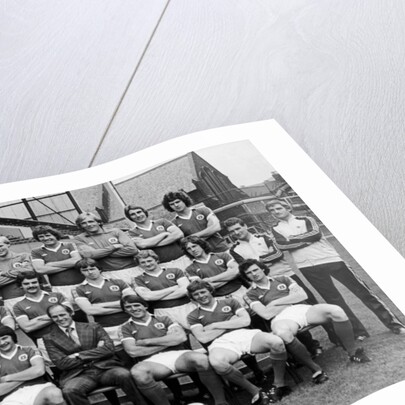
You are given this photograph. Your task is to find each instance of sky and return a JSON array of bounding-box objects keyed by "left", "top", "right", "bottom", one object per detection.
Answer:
[{"left": 196, "top": 140, "right": 276, "bottom": 187}]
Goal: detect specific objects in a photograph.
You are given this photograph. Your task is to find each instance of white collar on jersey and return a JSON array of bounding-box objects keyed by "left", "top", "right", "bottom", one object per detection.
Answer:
[
  {"left": 0, "top": 345, "right": 20, "bottom": 360},
  {"left": 197, "top": 299, "right": 219, "bottom": 312},
  {"left": 129, "top": 314, "right": 153, "bottom": 326},
  {"left": 24, "top": 291, "right": 50, "bottom": 302},
  {"left": 250, "top": 278, "right": 272, "bottom": 290}
]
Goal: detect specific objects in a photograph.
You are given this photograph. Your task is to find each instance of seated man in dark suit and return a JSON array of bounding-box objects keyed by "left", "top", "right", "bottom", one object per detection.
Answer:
[{"left": 43, "top": 304, "right": 146, "bottom": 405}]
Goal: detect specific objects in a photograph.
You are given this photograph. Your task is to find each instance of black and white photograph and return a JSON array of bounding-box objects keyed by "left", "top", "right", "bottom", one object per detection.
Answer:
[{"left": 0, "top": 138, "right": 404, "bottom": 405}]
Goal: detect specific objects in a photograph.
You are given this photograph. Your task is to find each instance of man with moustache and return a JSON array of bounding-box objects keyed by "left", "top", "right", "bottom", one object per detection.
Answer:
[{"left": 13, "top": 271, "right": 70, "bottom": 350}]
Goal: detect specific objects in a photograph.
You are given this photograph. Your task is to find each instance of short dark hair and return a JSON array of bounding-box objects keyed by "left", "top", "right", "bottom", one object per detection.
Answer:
[
  {"left": 47, "top": 304, "right": 74, "bottom": 318},
  {"left": 265, "top": 199, "right": 292, "bottom": 212},
  {"left": 32, "top": 225, "right": 62, "bottom": 241},
  {"left": 124, "top": 205, "right": 149, "bottom": 221},
  {"left": 224, "top": 217, "right": 246, "bottom": 228},
  {"left": 180, "top": 236, "right": 210, "bottom": 257},
  {"left": 75, "top": 212, "right": 103, "bottom": 230},
  {"left": 16, "top": 270, "right": 39, "bottom": 288},
  {"left": 0, "top": 326, "right": 17, "bottom": 343},
  {"left": 162, "top": 191, "right": 192, "bottom": 212},
  {"left": 187, "top": 280, "right": 215, "bottom": 299},
  {"left": 238, "top": 259, "right": 269, "bottom": 282},
  {"left": 75, "top": 258, "right": 98, "bottom": 271},
  {"left": 120, "top": 295, "right": 148, "bottom": 312}
]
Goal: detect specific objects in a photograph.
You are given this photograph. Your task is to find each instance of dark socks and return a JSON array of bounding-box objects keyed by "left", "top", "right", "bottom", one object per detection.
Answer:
[
  {"left": 199, "top": 368, "right": 228, "bottom": 405},
  {"left": 333, "top": 319, "right": 356, "bottom": 355},
  {"left": 218, "top": 365, "right": 259, "bottom": 396},
  {"left": 137, "top": 380, "right": 170, "bottom": 405},
  {"left": 286, "top": 338, "right": 322, "bottom": 373},
  {"left": 272, "top": 358, "right": 287, "bottom": 387}
]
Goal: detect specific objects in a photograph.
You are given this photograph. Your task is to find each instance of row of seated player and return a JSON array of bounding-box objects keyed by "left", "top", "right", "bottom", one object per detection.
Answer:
[
  {"left": 1, "top": 257, "right": 372, "bottom": 405},
  {"left": 1, "top": 191, "right": 403, "bottom": 344}
]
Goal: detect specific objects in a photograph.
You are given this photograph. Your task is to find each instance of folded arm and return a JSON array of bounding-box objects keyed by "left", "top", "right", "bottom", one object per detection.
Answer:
[
  {"left": 0, "top": 356, "right": 45, "bottom": 383},
  {"left": 192, "top": 213, "right": 221, "bottom": 239},
  {"left": 74, "top": 297, "right": 122, "bottom": 316},
  {"left": 32, "top": 251, "right": 81, "bottom": 274},
  {"left": 155, "top": 225, "right": 184, "bottom": 246},
  {"left": 16, "top": 314, "right": 52, "bottom": 333},
  {"left": 136, "top": 325, "right": 187, "bottom": 347}
]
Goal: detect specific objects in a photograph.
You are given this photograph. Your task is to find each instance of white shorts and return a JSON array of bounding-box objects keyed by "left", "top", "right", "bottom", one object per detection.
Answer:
[
  {"left": 271, "top": 304, "right": 311, "bottom": 330},
  {"left": 1, "top": 382, "right": 54, "bottom": 405},
  {"left": 155, "top": 302, "right": 196, "bottom": 330},
  {"left": 160, "top": 255, "right": 192, "bottom": 272},
  {"left": 103, "top": 267, "right": 143, "bottom": 285},
  {"left": 216, "top": 286, "right": 248, "bottom": 306},
  {"left": 143, "top": 350, "right": 191, "bottom": 373},
  {"left": 208, "top": 329, "right": 261, "bottom": 357}
]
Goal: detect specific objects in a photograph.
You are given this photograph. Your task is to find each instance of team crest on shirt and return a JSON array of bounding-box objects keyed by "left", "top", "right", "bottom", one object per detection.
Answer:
[
  {"left": 18, "top": 354, "right": 28, "bottom": 361},
  {"left": 196, "top": 214, "right": 205, "bottom": 221},
  {"left": 109, "top": 237, "right": 119, "bottom": 244},
  {"left": 62, "top": 249, "right": 70, "bottom": 255},
  {"left": 277, "top": 284, "right": 287, "bottom": 291},
  {"left": 156, "top": 225, "right": 165, "bottom": 231},
  {"left": 166, "top": 273, "right": 175, "bottom": 280},
  {"left": 109, "top": 285, "right": 120, "bottom": 292},
  {"left": 222, "top": 306, "right": 232, "bottom": 313},
  {"left": 154, "top": 322, "right": 165, "bottom": 330},
  {"left": 214, "top": 259, "right": 224, "bottom": 266},
  {"left": 48, "top": 297, "right": 58, "bottom": 303}
]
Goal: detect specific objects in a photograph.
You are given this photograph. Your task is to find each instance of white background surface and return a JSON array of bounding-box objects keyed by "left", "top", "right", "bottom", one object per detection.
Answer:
[{"left": 2, "top": 0, "right": 405, "bottom": 257}]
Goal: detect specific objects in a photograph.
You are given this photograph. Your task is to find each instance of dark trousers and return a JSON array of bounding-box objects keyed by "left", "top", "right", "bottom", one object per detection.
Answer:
[
  {"left": 300, "top": 261, "right": 404, "bottom": 337},
  {"left": 62, "top": 366, "right": 147, "bottom": 405},
  {"left": 290, "top": 274, "right": 340, "bottom": 344}
]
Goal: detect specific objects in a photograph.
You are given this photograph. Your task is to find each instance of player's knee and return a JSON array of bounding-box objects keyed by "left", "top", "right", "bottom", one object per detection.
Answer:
[
  {"left": 44, "top": 386, "right": 64, "bottom": 404},
  {"left": 267, "top": 335, "right": 286, "bottom": 354},
  {"left": 208, "top": 354, "right": 230, "bottom": 373},
  {"left": 188, "top": 353, "right": 209, "bottom": 371},
  {"left": 272, "top": 327, "right": 295, "bottom": 343},
  {"left": 131, "top": 365, "right": 152, "bottom": 385},
  {"left": 328, "top": 305, "right": 348, "bottom": 321}
]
